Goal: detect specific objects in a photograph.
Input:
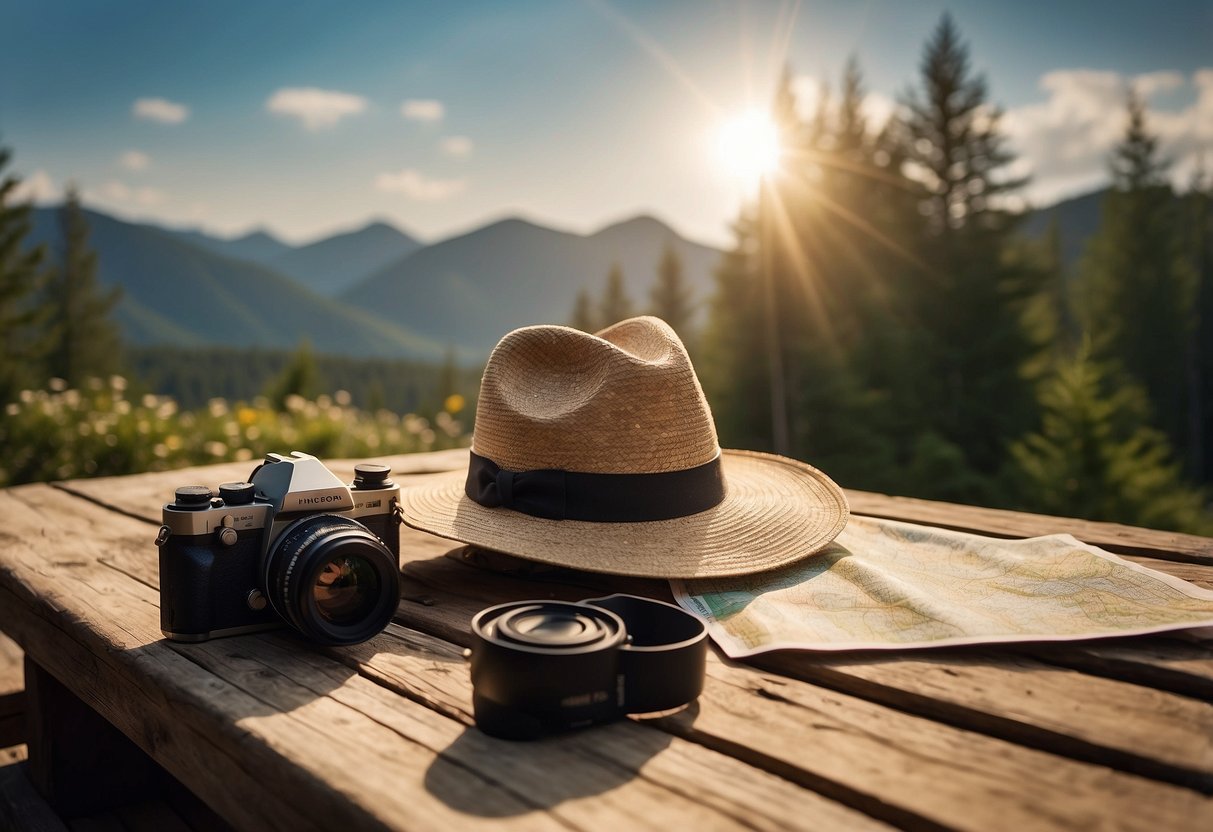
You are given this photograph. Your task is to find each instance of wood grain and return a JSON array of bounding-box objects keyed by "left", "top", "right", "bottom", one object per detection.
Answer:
[
  {"left": 10, "top": 453, "right": 1213, "bottom": 831},
  {"left": 847, "top": 489, "right": 1213, "bottom": 564},
  {"left": 44, "top": 456, "right": 1213, "bottom": 756},
  {"left": 0, "top": 483, "right": 881, "bottom": 832},
  {"left": 751, "top": 649, "right": 1213, "bottom": 791},
  {"left": 321, "top": 625, "right": 892, "bottom": 832},
  {"left": 386, "top": 555, "right": 1213, "bottom": 830}
]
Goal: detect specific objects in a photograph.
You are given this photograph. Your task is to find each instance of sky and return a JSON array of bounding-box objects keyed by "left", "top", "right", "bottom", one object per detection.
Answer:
[{"left": 3, "top": 0, "right": 1211, "bottom": 248}]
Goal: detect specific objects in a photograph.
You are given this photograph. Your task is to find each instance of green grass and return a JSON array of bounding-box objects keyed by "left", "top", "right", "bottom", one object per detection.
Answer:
[{"left": 0, "top": 376, "right": 469, "bottom": 486}]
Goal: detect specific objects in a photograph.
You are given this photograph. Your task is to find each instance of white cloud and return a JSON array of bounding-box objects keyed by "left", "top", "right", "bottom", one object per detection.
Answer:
[
  {"left": 9, "top": 169, "right": 58, "bottom": 204},
  {"left": 266, "top": 87, "right": 367, "bottom": 130},
  {"left": 133, "top": 97, "right": 189, "bottom": 124},
  {"left": 439, "top": 135, "right": 474, "bottom": 156},
  {"left": 96, "top": 180, "right": 165, "bottom": 207},
  {"left": 401, "top": 99, "right": 445, "bottom": 122},
  {"left": 1003, "top": 68, "right": 1213, "bottom": 204},
  {"left": 1135, "top": 71, "right": 1184, "bottom": 98},
  {"left": 374, "top": 169, "right": 466, "bottom": 201},
  {"left": 119, "top": 150, "right": 150, "bottom": 171}
]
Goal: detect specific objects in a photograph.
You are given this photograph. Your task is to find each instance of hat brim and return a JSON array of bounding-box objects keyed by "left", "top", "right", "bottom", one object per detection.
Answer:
[{"left": 398, "top": 449, "right": 849, "bottom": 579}]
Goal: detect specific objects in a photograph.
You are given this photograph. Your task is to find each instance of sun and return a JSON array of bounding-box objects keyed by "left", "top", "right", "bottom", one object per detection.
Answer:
[{"left": 715, "top": 109, "right": 780, "bottom": 185}]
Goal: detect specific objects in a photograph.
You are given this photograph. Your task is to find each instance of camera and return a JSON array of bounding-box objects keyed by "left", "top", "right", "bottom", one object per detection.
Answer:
[
  {"left": 467, "top": 594, "right": 707, "bottom": 740},
  {"left": 157, "top": 452, "right": 402, "bottom": 646}
]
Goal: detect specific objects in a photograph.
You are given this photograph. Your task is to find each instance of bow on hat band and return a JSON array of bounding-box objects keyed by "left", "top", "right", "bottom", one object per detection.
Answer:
[{"left": 465, "top": 451, "right": 726, "bottom": 522}]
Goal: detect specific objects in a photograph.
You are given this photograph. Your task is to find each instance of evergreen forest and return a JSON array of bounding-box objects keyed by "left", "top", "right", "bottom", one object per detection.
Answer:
[{"left": 1, "top": 15, "right": 1210, "bottom": 534}]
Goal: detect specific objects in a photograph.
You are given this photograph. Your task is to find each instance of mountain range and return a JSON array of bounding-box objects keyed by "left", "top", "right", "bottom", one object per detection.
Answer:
[
  {"left": 26, "top": 206, "right": 723, "bottom": 361},
  {"left": 26, "top": 188, "right": 1107, "bottom": 363}
]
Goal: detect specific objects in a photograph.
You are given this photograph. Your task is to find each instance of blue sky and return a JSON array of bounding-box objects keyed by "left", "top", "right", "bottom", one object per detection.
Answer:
[{"left": 3, "top": 1, "right": 1211, "bottom": 246}]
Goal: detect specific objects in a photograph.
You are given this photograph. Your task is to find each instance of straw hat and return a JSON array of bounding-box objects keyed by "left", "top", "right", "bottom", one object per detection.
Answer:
[{"left": 399, "top": 316, "right": 848, "bottom": 578}]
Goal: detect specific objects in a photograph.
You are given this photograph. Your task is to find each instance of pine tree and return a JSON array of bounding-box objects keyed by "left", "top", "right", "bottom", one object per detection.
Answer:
[
  {"left": 1011, "top": 346, "right": 1210, "bottom": 534},
  {"left": 701, "top": 206, "right": 771, "bottom": 451},
  {"left": 0, "top": 147, "right": 51, "bottom": 402},
  {"left": 598, "top": 263, "right": 634, "bottom": 327},
  {"left": 1079, "top": 91, "right": 1195, "bottom": 457},
  {"left": 897, "top": 13, "right": 1038, "bottom": 476},
  {"left": 1184, "top": 171, "right": 1213, "bottom": 481},
  {"left": 649, "top": 242, "right": 695, "bottom": 343},
  {"left": 701, "top": 65, "right": 904, "bottom": 485},
  {"left": 265, "top": 339, "right": 317, "bottom": 410},
  {"left": 43, "top": 186, "right": 122, "bottom": 387},
  {"left": 569, "top": 287, "right": 597, "bottom": 332}
]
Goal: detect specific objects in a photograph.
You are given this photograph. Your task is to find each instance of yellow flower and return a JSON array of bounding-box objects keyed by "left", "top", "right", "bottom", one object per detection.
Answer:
[
  {"left": 444, "top": 394, "right": 465, "bottom": 414},
  {"left": 237, "top": 407, "right": 258, "bottom": 426}
]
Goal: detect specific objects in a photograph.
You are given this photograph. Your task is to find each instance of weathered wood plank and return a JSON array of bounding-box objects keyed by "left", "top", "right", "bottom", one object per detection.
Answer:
[
  {"left": 389, "top": 554, "right": 1213, "bottom": 830},
  {"left": 24, "top": 657, "right": 168, "bottom": 818},
  {"left": 847, "top": 489, "right": 1213, "bottom": 564},
  {"left": 321, "top": 625, "right": 893, "bottom": 832},
  {"left": 0, "top": 485, "right": 582, "bottom": 831},
  {"left": 16, "top": 463, "right": 1213, "bottom": 832},
  {"left": 1026, "top": 639, "right": 1213, "bottom": 700},
  {"left": 0, "top": 691, "right": 22, "bottom": 751},
  {"left": 750, "top": 649, "right": 1213, "bottom": 791},
  {"left": 0, "top": 632, "right": 22, "bottom": 750},
  {"left": 0, "top": 483, "right": 883, "bottom": 832},
  {"left": 0, "top": 761, "right": 70, "bottom": 832},
  {"left": 60, "top": 455, "right": 1213, "bottom": 591},
  {"left": 0, "top": 633, "right": 21, "bottom": 696},
  {"left": 401, "top": 547, "right": 1213, "bottom": 715},
  {"left": 1121, "top": 556, "right": 1213, "bottom": 589},
  {"left": 252, "top": 632, "right": 888, "bottom": 832},
  {"left": 49, "top": 457, "right": 1213, "bottom": 746},
  {"left": 78, "top": 496, "right": 891, "bottom": 830},
  {"left": 662, "top": 658, "right": 1211, "bottom": 831}
]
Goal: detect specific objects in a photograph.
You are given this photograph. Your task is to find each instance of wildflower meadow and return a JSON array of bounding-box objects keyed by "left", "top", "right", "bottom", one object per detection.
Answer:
[{"left": 0, "top": 376, "right": 468, "bottom": 487}]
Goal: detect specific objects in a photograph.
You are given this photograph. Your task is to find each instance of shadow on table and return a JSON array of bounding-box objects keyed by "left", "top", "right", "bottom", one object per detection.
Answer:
[
  {"left": 402, "top": 546, "right": 688, "bottom": 815},
  {"left": 423, "top": 714, "right": 676, "bottom": 817}
]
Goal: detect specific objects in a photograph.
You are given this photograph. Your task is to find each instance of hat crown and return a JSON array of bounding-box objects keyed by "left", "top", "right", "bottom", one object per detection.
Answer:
[{"left": 472, "top": 316, "right": 720, "bottom": 474}]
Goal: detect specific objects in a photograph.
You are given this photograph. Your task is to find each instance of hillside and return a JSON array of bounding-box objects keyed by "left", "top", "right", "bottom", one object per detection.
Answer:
[
  {"left": 27, "top": 208, "right": 450, "bottom": 361},
  {"left": 340, "top": 214, "right": 722, "bottom": 353},
  {"left": 170, "top": 226, "right": 294, "bottom": 265},
  {"left": 1022, "top": 188, "right": 1105, "bottom": 267},
  {"left": 269, "top": 221, "right": 422, "bottom": 296}
]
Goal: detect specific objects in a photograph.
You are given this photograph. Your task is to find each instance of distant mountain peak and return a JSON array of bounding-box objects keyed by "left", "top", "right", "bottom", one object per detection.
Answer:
[
  {"left": 233, "top": 227, "right": 285, "bottom": 245},
  {"left": 592, "top": 213, "right": 675, "bottom": 237},
  {"left": 478, "top": 216, "right": 551, "bottom": 234}
]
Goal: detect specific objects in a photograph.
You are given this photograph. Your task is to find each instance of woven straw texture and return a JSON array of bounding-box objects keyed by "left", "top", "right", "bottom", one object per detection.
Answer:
[
  {"left": 399, "top": 316, "right": 849, "bottom": 578},
  {"left": 401, "top": 450, "right": 849, "bottom": 578},
  {"left": 473, "top": 317, "right": 719, "bottom": 473}
]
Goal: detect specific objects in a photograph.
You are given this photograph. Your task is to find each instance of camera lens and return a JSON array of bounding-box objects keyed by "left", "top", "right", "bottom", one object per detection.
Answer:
[
  {"left": 312, "top": 555, "right": 380, "bottom": 625},
  {"left": 469, "top": 601, "right": 626, "bottom": 739},
  {"left": 265, "top": 515, "right": 400, "bottom": 646},
  {"left": 492, "top": 605, "right": 617, "bottom": 648}
]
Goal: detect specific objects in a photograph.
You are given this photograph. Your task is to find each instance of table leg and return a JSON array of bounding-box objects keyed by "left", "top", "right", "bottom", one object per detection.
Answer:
[{"left": 23, "top": 657, "right": 166, "bottom": 818}]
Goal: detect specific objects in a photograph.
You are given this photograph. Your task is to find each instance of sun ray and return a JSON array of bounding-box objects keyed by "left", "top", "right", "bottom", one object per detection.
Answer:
[
  {"left": 760, "top": 178, "right": 841, "bottom": 352},
  {"left": 584, "top": 0, "right": 722, "bottom": 117}
]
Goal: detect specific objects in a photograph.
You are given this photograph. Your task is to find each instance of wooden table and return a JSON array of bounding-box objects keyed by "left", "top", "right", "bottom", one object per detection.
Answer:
[{"left": 1, "top": 449, "right": 1211, "bottom": 830}]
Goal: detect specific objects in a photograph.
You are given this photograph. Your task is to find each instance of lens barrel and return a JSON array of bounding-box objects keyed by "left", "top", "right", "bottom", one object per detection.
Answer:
[
  {"left": 470, "top": 601, "right": 626, "bottom": 739},
  {"left": 584, "top": 594, "right": 707, "bottom": 714},
  {"left": 468, "top": 594, "right": 707, "bottom": 740},
  {"left": 265, "top": 514, "right": 401, "bottom": 646}
]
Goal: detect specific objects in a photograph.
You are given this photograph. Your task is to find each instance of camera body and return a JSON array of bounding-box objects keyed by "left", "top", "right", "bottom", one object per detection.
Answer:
[{"left": 158, "top": 452, "right": 402, "bottom": 645}]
